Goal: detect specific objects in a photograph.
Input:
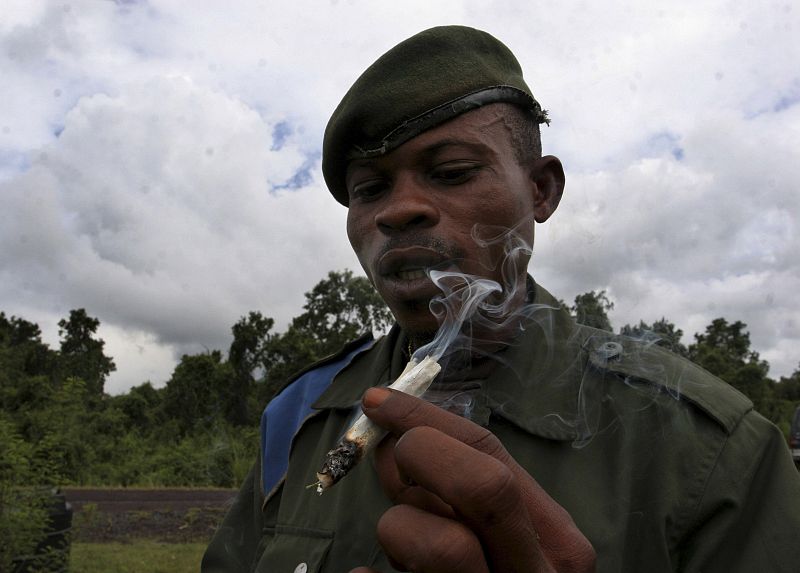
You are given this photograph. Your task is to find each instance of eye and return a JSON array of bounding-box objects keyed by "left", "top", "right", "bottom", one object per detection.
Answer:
[
  {"left": 431, "top": 162, "right": 481, "bottom": 185},
  {"left": 349, "top": 178, "right": 389, "bottom": 202}
]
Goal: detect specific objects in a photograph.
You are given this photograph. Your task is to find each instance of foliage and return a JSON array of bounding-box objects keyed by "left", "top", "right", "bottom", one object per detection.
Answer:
[
  {"left": 766, "top": 367, "right": 800, "bottom": 435},
  {"left": 570, "top": 290, "right": 614, "bottom": 332},
  {"left": 228, "top": 312, "right": 275, "bottom": 426},
  {"left": 161, "top": 351, "right": 234, "bottom": 436},
  {"left": 58, "top": 309, "right": 116, "bottom": 398},
  {"left": 688, "top": 318, "right": 778, "bottom": 418},
  {"left": 256, "top": 270, "right": 393, "bottom": 405},
  {"left": 295, "top": 269, "right": 394, "bottom": 348},
  {"left": 619, "top": 318, "right": 689, "bottom": 357},
  {"left": 1, "top": 272, "right": 798, "bottom": 496},
  {"left": 0, "top": 415, "right": 65, "bottom": 572},
  {"left": 0, "top": 313, "right": 56, "bottom": 380}
]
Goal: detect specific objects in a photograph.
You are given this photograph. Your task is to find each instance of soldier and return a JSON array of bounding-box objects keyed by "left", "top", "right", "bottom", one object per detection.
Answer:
[{"left": 203, "top": 25, "right": 800, "bottom": 572}]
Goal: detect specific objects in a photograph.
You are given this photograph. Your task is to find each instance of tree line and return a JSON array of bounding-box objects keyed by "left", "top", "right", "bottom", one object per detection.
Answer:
[{"left": 2, "top": 273, "right": 798, "bottom": 493}]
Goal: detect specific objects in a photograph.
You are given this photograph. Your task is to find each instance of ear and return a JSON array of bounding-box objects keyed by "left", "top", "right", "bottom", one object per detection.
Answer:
[{"left": 530, "top": 155, "right": 565, "bottom": 223}]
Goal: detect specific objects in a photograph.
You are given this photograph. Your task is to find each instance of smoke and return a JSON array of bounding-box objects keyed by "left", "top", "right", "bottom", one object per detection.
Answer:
[
  {"left": 412, "top": 220, "right": 556, "bottom": 367},
  {"left": 408, "top": 219, "right": 684, "bottom": 449},
  {"left": 412, "top": 271, "right": 501, "bottom": 362}
]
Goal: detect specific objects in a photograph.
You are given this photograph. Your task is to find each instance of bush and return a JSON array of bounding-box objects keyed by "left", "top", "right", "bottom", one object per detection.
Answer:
[{"left": 0, "top": 417, "right": 69, "bottom": 571}]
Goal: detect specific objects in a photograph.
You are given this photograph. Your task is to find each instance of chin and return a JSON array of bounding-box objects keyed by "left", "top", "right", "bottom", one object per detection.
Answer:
[{"left": 393, "top": 302, "right": 439, "bottom": 340}]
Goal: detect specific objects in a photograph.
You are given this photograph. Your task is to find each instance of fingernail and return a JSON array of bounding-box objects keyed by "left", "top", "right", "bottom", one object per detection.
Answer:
[{"left": 363, "top": 387, "right": 391, "bottom": 409}]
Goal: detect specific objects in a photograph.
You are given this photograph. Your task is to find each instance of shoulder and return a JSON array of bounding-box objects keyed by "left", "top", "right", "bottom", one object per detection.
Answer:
[{"left": 580, "top": 327, "right": 753, "bottom": 435}]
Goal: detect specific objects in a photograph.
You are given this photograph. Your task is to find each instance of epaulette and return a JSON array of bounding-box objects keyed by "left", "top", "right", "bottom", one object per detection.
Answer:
[{"left": 584, "top": 330, "right": 753, "bottom": 435}]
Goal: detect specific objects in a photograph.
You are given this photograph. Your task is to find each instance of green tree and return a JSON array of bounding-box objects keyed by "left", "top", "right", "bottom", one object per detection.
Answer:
[
  {"left": 619, "top": 318, "right": 688, "bottom": 357},
  {"left": 58, "top": 309, "right": 116, "bottom": 397},
  {"left": 112, "top": 381, "right": 164, "bottom": 432},
  {"left": 0, "top": 313, "right": 56, "bottom": 378},
  {"left": 688, "top": 318, "right": 772, "bottom": 413},
  {"left": 571, "top": 290, "right": 614, "bottom": 332},
  {"left": 28, "top": 378, "right": 98, "bottom": 483},
  {"left": 293, "top": 269, "right": 394, "bottom": 351},
  {"left": 0, "top": 416, "right": 64, "bottom": 571},
  {"left": 161, "top": 351, "right": 233, "bottom": 436},
  {"left": 228, "top": 312, "right": 275, "bottom": 426},
  {"left": 774, "top": 365, "right": 800, "bottom": 402},
  {"left": 770, "top": 365, "right": 800, "bottom": 437},
  {"left": 258, "top": 270, "right": 392, "bottom": 403},
  {"left": 0, "top": 314, "right": 59, "bottom": 420}
]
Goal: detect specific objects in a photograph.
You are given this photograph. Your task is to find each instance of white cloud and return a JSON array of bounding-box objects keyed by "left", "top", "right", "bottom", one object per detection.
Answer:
[
  {"left": 0, "top": 74, "right": 358, "bottom": 391},
  {"left": 535, "top": 103, "right": 800, "bottom": 377},
  {"left": 1, "top": 0, "right": 799, "bottom": 392}
]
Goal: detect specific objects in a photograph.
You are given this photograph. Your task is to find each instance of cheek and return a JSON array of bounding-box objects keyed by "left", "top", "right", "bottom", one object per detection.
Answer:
[
  {"left": 346, "top": 214, "right": 374, "bottom": 274},
  {"left": 346, "top": 211, "right": 365, "bottom": 249}
]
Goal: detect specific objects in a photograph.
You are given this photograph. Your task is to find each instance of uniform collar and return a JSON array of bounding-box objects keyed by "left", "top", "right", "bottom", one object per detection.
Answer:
[{"left": 313, "top": 281, "right": 597, "bottom": 443}]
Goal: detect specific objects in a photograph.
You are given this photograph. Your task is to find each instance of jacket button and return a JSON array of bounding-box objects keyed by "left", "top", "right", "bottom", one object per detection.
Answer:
[{"left": 294, "top": 563, "right": 308, "bottom": 573}]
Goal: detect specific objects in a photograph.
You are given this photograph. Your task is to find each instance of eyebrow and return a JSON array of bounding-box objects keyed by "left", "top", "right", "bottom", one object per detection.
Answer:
[
  {"left": 418, "top": 138, "right": 491, "bottom": 156},
  {"left": 348, "top": 138, "right": 492, "bottom": 172}
]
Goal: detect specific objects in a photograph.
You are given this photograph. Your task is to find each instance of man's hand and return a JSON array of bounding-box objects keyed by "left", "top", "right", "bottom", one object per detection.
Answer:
[{"left": 350, "top": 387, "right": 595, "bottom": 573}]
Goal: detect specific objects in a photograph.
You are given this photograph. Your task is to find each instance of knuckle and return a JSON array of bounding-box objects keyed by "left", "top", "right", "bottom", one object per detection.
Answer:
[
  {"left": 392, "top": 394, "right": 430, "bottom": 430},
  {"left": 457, "top": 459, "right": 519, "bottom": 516},
  {"left": 402, "top": 521, "right": 484, "bottom": 573},
  {"left": 426, "top": 527, "right": 485, "bottom": 571},
  {"left": 551, "top": 534, "right": 597, "bottom": 573},
  {"left": 468, "top": 428, "right": 506, "bottom": 457}
]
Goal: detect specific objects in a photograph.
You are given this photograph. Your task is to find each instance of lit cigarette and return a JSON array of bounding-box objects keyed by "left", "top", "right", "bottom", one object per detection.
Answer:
[{"left": 313, "top": 355, "right": 441, "bottom": 494}]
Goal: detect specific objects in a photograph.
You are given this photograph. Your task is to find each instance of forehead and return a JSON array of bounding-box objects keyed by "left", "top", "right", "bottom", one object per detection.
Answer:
[{"left": 346, "top": 104, "right": 516, "bottom": 174}]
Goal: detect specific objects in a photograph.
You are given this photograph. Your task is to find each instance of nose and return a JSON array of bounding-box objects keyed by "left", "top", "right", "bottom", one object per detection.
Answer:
[{"left": 374, "top": 174, "right": 439, "bottom": 233}]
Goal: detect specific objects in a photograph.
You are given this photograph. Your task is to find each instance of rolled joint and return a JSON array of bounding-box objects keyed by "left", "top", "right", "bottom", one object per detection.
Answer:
[{"left": 312, "top": 355, "right": 441, "bottom": 494}]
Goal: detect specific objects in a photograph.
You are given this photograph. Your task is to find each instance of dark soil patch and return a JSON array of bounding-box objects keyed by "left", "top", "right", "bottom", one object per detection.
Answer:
[{"left": 63, "top": 488, "right": 237, "bottom": 543}]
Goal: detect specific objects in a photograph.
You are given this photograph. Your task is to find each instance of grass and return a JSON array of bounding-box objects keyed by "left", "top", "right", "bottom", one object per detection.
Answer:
[{"left": 70, "top": 540, "right": 207, "bottom": 573}]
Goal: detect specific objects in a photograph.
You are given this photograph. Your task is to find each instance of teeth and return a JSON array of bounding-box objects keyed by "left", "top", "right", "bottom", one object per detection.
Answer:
[{"left": 397, "top": 269, "right": 426, "bottom": 281}]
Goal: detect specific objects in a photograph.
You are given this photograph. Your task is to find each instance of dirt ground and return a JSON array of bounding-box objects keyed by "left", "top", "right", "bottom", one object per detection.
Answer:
[{"left": 63, "top": 488, "right": 238, "bottom": 543}]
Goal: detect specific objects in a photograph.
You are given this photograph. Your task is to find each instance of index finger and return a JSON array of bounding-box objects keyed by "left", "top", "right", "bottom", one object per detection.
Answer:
[{"left": 362, "top": 387, "right": 510, "bottom": 463}]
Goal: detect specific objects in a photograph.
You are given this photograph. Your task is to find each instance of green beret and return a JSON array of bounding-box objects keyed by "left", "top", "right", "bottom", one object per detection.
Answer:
[{"left": 322, "top": 25, "right": 548, "bottom": 206}]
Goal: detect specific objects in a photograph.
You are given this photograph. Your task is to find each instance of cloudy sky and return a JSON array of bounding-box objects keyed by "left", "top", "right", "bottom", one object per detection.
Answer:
[{"left": 1, "top": 0, "right": 798, "bottom": 394}]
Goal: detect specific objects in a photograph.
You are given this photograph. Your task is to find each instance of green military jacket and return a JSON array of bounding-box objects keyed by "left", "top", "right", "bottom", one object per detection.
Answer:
[{"left": 202, "top": 285, "right": 800, "bottom": 572}]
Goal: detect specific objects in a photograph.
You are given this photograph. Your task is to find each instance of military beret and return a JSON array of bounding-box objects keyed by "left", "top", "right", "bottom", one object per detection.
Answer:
[{"left": 322, "top": 25, "right": 548, "bottom": 206}]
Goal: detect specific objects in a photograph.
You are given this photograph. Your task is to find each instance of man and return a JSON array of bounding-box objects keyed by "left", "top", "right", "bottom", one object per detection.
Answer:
[{"left": 203, "top": 26, "right": 800, "bottom": 572}]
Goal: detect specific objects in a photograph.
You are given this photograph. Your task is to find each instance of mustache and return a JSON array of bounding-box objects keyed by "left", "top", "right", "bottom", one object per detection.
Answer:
[{"left": 376, "top": 234, "right": 467, "bottom": 264}]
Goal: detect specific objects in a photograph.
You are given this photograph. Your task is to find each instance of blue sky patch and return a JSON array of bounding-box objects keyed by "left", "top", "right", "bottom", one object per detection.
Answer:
[
  {"left": 773, "top": 92, "right": 800, "bottom": 113},
  {"left": 0, "top": 150, "right": 32, "bottom": 180},
  {"left": 271, "top": 150, "right": 320, "bottom": 191},
  {"left": 642, "top": 131, "right": 684, "bottom": 161},
  {"left": 271, "top": 121, "right": 292, "bottom": 151},
  {"left": 744, "top": 79, "right": 800, "bottom": 119}
]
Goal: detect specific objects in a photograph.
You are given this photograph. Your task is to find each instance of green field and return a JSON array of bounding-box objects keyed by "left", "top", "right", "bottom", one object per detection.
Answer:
[{"left": 70, "top": 541, "right": 206, "bottom": 573}]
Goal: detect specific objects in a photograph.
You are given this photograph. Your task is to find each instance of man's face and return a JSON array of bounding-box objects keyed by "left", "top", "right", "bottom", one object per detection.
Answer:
[{"left": 345, "top": 104, "right": 558, "bottom": 339}]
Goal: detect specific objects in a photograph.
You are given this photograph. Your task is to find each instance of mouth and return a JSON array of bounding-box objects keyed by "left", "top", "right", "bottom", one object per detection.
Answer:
[
  {"left": 378, "top": 247, "right": 451, "bottom": 278},
  {"left": 395, "top": 268, "right": 427, "bottom": 281},
  {"left": 376, "top": 247, "right": 455, "bottom": 300}
]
